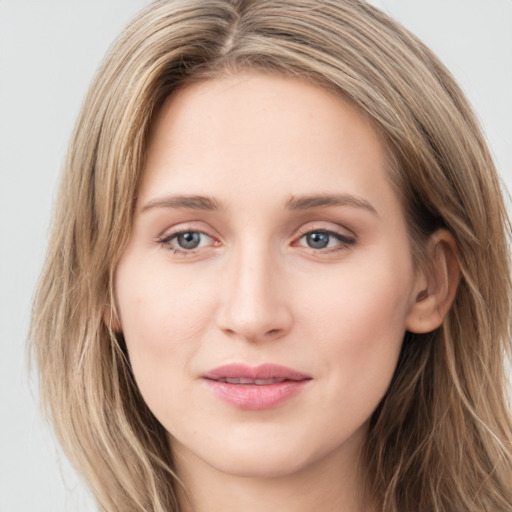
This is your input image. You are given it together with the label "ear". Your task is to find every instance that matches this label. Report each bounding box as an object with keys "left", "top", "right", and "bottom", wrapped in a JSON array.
[
  {"left": 103, "top": 303, "right": 122, "bottom": 333},
  {"left": 406, "top": 229, "right": 460, "bottom": 334}
]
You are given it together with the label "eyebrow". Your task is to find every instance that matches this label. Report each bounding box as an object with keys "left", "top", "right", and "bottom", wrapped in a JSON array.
[
  {"left": 141, "top": 195, "right": 223, "bottom": 213},
  {"left": 286, "top": 194, "right": 378, "bottom": 215},
  {"left": 140, "top": 193, "right": 377, "bottom": 216}
]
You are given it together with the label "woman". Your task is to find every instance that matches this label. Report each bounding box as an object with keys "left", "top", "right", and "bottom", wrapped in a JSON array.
[{"left": 30, "top": 0, "right": 512, "bottom": 511}]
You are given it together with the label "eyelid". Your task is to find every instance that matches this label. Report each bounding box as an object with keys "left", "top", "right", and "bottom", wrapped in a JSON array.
[
  {"left": 295, "top": 221, "right": 356, "bottom": 240},
  {"left": 296, "top": 226, "right": 354, "bottom": 238},
  {"left": 292, "top": 224, "right": 357, "bottom": 252},
  {"left": 156, "top": 224, "right": 221, "bottom": 254}
]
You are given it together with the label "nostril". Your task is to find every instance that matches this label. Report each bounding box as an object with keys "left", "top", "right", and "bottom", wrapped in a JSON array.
[{"left": 215, "top": 279, "right": 293, "bottom": 341}]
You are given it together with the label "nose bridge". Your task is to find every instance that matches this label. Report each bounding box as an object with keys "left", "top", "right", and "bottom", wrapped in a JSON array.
[{"left": 217, "top": 237, "right": 292, "bottom": 341}]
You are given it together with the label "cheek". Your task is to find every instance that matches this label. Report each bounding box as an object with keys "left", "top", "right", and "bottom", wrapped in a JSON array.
[
  {"left": 114, "top": 257, "right": 216, "bottom": 406},
  {"left": 303, "top": 254, "right": 412, "bottom": 336},
  {"left": 299, "top": 253, "right": 413, "bottom": 403}
]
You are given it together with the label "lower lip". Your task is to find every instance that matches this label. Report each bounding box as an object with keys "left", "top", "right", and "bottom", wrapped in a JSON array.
[{"left": 202, "top": 379, "right": 310, "bottom": 410}]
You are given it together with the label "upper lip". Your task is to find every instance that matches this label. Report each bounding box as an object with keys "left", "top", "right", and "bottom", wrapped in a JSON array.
[{"left": 202, "top": 363, "right": 312, "bottom": 382}]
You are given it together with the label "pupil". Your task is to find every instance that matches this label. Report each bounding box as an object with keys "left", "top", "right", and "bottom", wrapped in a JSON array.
[
  {"left": 307, "top": 232, "right": 329, "bottom": 249},
  {"left": 177, "top": 232, "right": 200, "bottom": 249}
]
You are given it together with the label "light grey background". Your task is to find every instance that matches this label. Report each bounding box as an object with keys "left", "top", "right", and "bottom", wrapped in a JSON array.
[{"left": 1, "top": 1, "right": 511, "bottom": 511}]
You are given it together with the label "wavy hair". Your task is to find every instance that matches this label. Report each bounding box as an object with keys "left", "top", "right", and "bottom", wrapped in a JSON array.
[{"left": 30, "top": 1, "right": 512, "bottom": 510}]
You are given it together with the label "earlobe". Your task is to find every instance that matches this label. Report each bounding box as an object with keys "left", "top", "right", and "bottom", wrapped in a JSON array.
[{"left": 406, "top": 230, "right": 460, "bottom": 334}]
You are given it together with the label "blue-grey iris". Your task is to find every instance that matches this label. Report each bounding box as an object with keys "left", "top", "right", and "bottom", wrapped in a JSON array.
[
  {"left": 177, "top": 232, "right": 201, "bottom": 249},
  {"left": 307, "top": 232, "right": 329, "bottom": 249}
]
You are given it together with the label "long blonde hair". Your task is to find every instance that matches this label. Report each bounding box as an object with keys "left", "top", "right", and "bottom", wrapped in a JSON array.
[{"left": 31, "top": 1, "right": 512, "bottom": 510}]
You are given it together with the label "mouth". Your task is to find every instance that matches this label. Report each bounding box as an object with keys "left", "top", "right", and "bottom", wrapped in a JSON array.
[
  {"left": 211, "top": 377, "right": 289, "bottom": 385},
  {"left": 202, "top": 363, "right": 311, "bottom": 381},
  {"left": 201, "top": 364, "right": 312, "bottom": 410}
]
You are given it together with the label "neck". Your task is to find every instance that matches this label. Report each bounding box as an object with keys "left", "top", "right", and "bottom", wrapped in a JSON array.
[{"left": 171, "top": 430, "right": 372, "bottom": 512}]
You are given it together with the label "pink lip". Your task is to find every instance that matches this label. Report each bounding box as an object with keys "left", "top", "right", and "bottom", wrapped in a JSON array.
[{"left": 201, "top": 364, "right": 312, "bottom": 410}]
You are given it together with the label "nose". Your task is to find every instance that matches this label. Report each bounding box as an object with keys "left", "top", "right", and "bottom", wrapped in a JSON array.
[{"left": 215, "top": 244, "right": 293, "bottom": 343}]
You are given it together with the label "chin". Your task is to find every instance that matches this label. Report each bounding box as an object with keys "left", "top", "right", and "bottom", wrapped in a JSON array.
[{"left": 208, "top": 445, "right": 316, "bottom": 479}]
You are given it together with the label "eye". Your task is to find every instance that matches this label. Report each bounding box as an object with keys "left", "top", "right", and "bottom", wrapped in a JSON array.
[
  {"left": 158, "top": 229, "right": 217, "bottom": 254},
  {"left": 304, "top": 232, "right": 331, "bottom": 249},
  {"left": 175, "top": 231, "right": 203, "bottom": 250},
  {"left": 295, "top": 229, "right": 355, "bottom": 252}
]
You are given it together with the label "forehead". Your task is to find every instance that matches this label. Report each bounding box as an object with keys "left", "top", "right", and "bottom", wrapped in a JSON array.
[{"left": 139, "top": 72, "right": 398, "bottom": 220}]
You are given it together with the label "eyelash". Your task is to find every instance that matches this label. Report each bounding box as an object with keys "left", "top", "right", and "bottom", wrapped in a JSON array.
[
  {"left": 294, "top": 228, "right": 356, "bottom": 253},
  {"left": 157, "top": 227, "right": 356, "bottom": 256},
  {"left": 157, "top": 229, "right": 218, "bottom": 256}
]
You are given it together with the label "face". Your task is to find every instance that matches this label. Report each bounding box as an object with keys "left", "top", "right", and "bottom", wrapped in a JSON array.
[{"left": 114, "top": 72, "right": 423, "bottom": 480}]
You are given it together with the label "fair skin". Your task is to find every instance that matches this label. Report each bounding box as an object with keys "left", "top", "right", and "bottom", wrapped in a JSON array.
[{"left": 112, "top": 72, "right": 457, "bottom": 512}]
